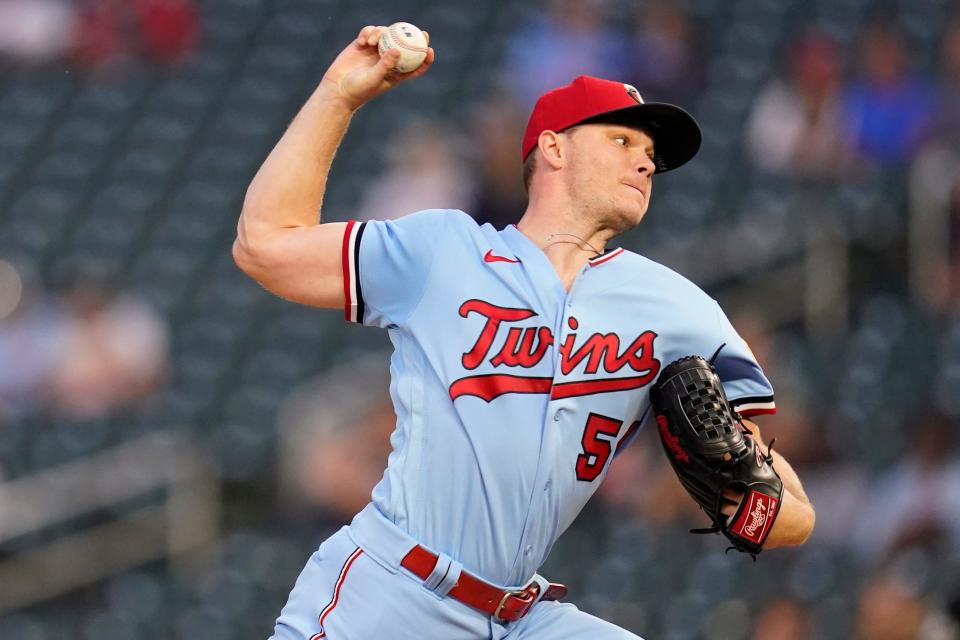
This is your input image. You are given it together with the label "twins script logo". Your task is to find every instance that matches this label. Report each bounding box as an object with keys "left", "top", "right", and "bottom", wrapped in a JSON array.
[{"left": 449, "top": 300, "right": 661, "bottom": 401}]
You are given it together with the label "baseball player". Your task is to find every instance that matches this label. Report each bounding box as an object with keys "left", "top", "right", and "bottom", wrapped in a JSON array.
[{"left": 234, "top": 26, "right": 816, "bottom": 639}]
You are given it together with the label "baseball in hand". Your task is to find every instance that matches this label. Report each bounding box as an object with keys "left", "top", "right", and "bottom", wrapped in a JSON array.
[{"left": 378, "top": 22, "right": 429, "bottom": 73}]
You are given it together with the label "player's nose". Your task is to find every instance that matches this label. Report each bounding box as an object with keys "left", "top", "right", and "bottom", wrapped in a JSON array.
[{"left": 636, "top": 153, "right": 656, "bottom": 177}]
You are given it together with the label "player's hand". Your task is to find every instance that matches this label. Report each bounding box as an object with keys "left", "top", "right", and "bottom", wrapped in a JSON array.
[
  {"left": 742, "top": 419, "right": 763, "bottom": 446},
  {"left": 720, "top": 488, "right": 743, "bottom": 518},
  {"left": 320, "top": 26, "right": 435, "bottom": 111}
]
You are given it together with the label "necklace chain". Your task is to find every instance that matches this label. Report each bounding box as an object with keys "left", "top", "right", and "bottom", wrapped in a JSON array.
[{"left": 545, "top": 233, "right": 603, "bottom": 256}]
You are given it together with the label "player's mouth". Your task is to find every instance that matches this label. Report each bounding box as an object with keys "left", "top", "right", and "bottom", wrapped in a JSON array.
[{"left": 622, "top": 182, "right": 646, "bottom": 199}]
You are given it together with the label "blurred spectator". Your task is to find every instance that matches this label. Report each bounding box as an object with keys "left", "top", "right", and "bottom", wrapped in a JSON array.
[
  {"left": 842, "top": 21, "right": 935, "bottom": 166},
  {"left": 72, "top": 0, "right": 198, "bottom": 72},
  {"left": 0, "top": 0, "right": 74, "bottom": 66},
  {"left": 48, "top": 277, "right": 170, "bottom": 420},
  {"left": 931, "top": 19, "right": 960, "bottom": 146},
  {"left": 71, "top": 0, "right": 131, "bottom": 71},
  {"left": 751, "top": 597, "right": 810, "bottom": 640},
  {"left": 356, "top": 120, "right": 473, "bottom": 221},
  {"left": 303, "top": 396, "right": 394, "bottom": 520},
  {"left": 951, "top": 184, "right": 960, "bottom": 306},
  {"left": 803, "top": 460, "right": 870, "bottom": 552},
  {"left": 948, "top": 587, "right": 960, "bottom": 637},
  {"left": 855, "top": 559, "right": 960, "bottom": 640},
  {"left": 625, "top": 2, "right": 703, "bottom": 106},
  {"left": 0, "top": 259, "right": 65, "bottom": 422},
  {"left": 277, "top": 352, "right": 395, "bottom": 525},
  {"left": 856, "top": 570, "right": 927, "bottom": 640},
  {"left": 468, "top": 94, "right": 528, "bottom": 229},
  {"left": 500, "top": 0, "right": 629, "bottom": 109},
  {"left": 744, "top": 29, "right": 852, "bottom": 178},
  {"left": 852, "top": 411, "right": 960, "bottom": 561},
  {"left": 909, "top": 20, "right": 960, "bottom": 310},
  {"left": 134, "top": 0, "right": 200, "bottom": 64}
]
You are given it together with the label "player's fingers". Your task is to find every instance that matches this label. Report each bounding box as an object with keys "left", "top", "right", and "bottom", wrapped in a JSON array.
[
  {"left": 367, "top": 26, "right": 386, "bottom": 47},
  {"left": 402, "top": 47, "right": 435, "bottom": 80},
  {"left": 357, "top": 25, "right": 376, "bottom": 44},
  {"left": 384, "top": 47, "right": 402, "bottom": 64},
  {"left": 422, "top": 30, "right": 430, "bottom": 45},
  {"left": 720, "top": 489, "right": 742, "bottom": 518},
  {"left": 375, "top": 47, "right": 402, "bottom": 75}
]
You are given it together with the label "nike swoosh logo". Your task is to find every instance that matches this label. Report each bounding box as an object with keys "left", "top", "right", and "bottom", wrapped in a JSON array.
[{"left": 484, "top": 250, "right": 520, "bottom": 264}]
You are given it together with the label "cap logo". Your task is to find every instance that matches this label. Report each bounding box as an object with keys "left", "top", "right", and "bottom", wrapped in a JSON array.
[{"left": 624, "top": 84, "right": 643, "bottom": 104}]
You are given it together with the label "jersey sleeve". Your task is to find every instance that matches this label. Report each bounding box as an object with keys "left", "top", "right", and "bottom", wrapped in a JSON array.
[
  {"left": 710, "top": 303, "right": 776, "bottom": 418},
  {"left": 342, "top": 209, "right": 459, "bottom": 328}
]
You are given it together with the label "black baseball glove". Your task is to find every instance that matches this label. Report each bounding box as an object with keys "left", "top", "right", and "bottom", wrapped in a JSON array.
[{"left": 649, "top": 355, "right": 783, "bottom": 557}]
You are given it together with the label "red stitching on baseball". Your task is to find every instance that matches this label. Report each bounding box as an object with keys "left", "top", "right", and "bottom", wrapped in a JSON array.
[{"left": 387, "top": 24, "right": 428, "bottom": 53}]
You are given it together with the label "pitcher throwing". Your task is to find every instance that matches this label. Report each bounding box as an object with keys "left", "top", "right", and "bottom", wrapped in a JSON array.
[{"left": 234, "top": 24, "right": 816, "bottom": 640}]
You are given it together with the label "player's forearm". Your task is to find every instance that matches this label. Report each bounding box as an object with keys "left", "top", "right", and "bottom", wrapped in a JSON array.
[
  {"left": 743, "top": 419, "right": 815, "bottom": 547},
  {"left": 768, "top": 448, "right": 810, "bottom": 506},
  {"left": 239, "top": 82, "right": 354, "bottom": 246},
  {"left": 765, "top": 488, "right": 814, "bottom": 548},
  {"left": 743, "top": 420, "right": 811, "bottom": 506},
  {"left": 765, "top": 446, "right": 815, "bottom": 547}
]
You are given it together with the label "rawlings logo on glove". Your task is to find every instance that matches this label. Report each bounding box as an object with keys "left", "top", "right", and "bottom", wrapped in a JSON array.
[
  {"left": 656, "top": 415, "right": 689, "bottom": 463},
  {"left": 649, "top": 356, "right": 783, "bottom": 557},
  {"left": 731, "top": 491, "right": 778, "bottom": 544}
]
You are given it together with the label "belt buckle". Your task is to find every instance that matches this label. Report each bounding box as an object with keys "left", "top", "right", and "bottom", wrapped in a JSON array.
[{"left": 492, "top": 585, "right": 538, "bottom": 622}]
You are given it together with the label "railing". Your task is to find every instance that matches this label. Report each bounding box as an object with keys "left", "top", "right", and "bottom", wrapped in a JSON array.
[{"left": 0, "top": 431, "right": 219, "bottom": 614}]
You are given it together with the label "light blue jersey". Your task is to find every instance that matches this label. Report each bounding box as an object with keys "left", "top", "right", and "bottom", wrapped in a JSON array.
[
  {"left": 270, "top": 209, "right": 775, "bottom": 639},
  {"left": 340, "top": 209, "right": 775, "bottom": 587}
]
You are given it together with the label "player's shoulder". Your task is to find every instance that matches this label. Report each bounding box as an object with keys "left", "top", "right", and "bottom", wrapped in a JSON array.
[
  {"left": 358, "top": 208, "right": 503, "bottom": 267},
  {"left": 617, "top": 250, "right": 715, "bottom": 301},
  {"left": 609, "top": 251, "right": 725, "bottom": 333},
  {"left": 366, "top": 208, "right": 482, "bottom": 240},
  {"left": 382, "top": 208, "right": 475, "bottom": 227}
]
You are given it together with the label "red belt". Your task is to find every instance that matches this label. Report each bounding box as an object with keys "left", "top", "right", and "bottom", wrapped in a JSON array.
[{"left": 400, "top": 545, "right": 568, "bottom": 622}]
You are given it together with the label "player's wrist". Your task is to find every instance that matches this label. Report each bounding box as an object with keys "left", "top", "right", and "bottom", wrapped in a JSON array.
[
  {"left": 765, "top": 489, "right": 815, "bottom": 547},
  {"left": 316, "top": 77, "right": 365, "bottom": 113}
]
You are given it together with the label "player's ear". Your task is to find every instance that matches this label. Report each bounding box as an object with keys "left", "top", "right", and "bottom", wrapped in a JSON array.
[{"left": 537, "top": 130, "right": 565, "bottom": 170}]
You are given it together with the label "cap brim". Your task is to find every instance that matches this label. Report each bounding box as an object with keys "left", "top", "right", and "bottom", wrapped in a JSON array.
[{"left": 576, "top": 103, "right": 702, "bottom": 173}]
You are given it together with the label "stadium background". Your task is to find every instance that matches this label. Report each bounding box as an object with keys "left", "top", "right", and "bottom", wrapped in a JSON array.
[{"left": 1, "top": 0, "right": 960, "bottom": 638}]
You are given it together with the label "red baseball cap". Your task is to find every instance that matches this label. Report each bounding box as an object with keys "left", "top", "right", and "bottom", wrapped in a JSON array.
[{"left": 521, "top": 75, "right": 702, "bottom": 173}]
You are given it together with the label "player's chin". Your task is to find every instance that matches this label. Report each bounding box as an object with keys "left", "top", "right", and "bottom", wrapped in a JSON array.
[{"left": 619, "top": 201, "right": 649, "bottom": 229}]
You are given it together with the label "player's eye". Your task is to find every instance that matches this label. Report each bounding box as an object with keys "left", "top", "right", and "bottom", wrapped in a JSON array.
[{"left": 614, "top": 135, "right": 628, "bottom": 146}]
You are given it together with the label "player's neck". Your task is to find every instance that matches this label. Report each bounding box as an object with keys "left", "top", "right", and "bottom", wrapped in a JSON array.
[{"left": 516, "top": 207, "right": 612, "bottom": 291}]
